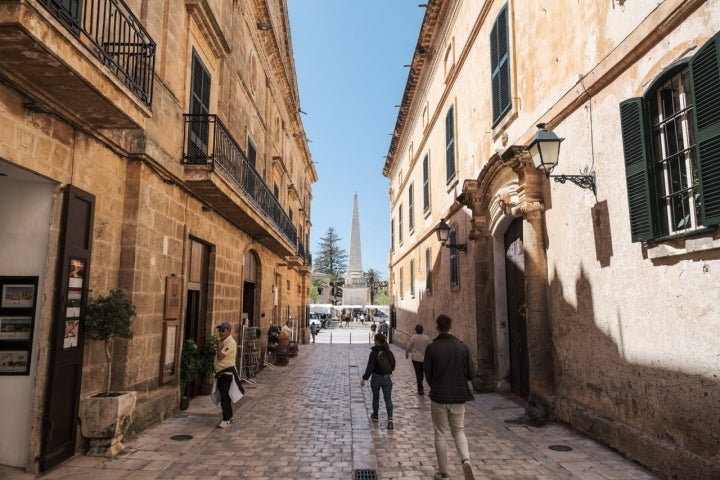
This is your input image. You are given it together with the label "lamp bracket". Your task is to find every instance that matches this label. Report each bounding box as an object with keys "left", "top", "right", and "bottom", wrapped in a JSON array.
[
  {"left": 548, "top": 171, "right": 596, "bottom": 195},
  {"left": 443, "top": 243, "right": 467, "bottom": 253}
]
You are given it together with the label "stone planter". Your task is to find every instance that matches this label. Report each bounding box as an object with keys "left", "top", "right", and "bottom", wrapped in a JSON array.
[{"left": 78, "top": 391, "right": 137, "bottom": 457}]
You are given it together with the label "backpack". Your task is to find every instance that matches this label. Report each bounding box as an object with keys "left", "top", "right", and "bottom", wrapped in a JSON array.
[{"left": 376, "top": 349, "right": 395, "bottom": 374}]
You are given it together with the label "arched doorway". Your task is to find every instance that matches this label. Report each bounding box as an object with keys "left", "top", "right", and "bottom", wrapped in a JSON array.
[{"left": 504, "top": 218, "right": 529, "bottom": 397}]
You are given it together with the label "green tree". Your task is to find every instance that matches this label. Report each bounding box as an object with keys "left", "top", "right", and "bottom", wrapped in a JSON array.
[{"left": 313, "top": 227, "right": 348, "bottom": 304}]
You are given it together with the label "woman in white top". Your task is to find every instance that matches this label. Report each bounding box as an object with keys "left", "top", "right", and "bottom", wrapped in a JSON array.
[{"left": 405, "top": 324, "right": 432, "bottom": 395}]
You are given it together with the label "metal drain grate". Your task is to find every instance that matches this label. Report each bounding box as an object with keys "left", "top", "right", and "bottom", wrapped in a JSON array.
[
  {"left": 548, "top": 444, "right": 573, "bottom": 452},
  {"left": 354, "top": 469, "right": 378, "bottom": 480},
  {"left": 170, "top": 434, "right": 193, "bottom": 441}
]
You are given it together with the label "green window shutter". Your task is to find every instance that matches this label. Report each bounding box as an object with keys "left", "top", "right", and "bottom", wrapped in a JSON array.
[
  {"left": 690, "top": 34, "right": 720, "bottom": 226},
  {"left": 490, "top": 4, "right": 511, "bottom": 126},
  {"left": 619, "top": 98, "right": 656, "bottom": 242}
]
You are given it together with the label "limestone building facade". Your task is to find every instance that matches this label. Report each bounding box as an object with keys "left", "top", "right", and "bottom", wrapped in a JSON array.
[
  {"left": 384, "top": 1, "right": 719, "bottom": 478},
  {"left": 0, "top": 0, "right": 315, "bottom": 473}
]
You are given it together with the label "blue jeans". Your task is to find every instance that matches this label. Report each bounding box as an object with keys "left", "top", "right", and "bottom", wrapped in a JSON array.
[{"left": 370, "top": 373, "right": 393, "bottom": 419}]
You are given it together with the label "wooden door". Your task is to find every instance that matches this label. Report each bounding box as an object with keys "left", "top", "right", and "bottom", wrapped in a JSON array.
[
  {"left": 184, "top": 239, "right": 209, "bottom": 396},
  {"left": 504, "top": 218, "right": 529, "bottom": 398},
  {"left": 40, "top": 186, "right": 94, "bottom": 471}
]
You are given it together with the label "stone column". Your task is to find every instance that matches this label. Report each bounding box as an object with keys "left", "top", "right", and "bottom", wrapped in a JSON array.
[{"left": 515, "top": 161, "right": 555, "bottom": 423}]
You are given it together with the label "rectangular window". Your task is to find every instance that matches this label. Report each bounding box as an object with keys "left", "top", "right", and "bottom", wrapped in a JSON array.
[
  {"left": 449, "top": 229, "right": 459, "bottom": 286},
  {"left": 425, "top": 247, "right": 432, "bottom": 292},
  {"left": 410, "top": 259, "right": 415, "bottom": 298},
  {"left": 408, "top": 183, "right": 415, "bottom": 232},
  {"left": 619, "top": 33, "right": 720, "bottom": 242},
  {"left": 398, "top": 204, "right": 404, "bottom": 244},
  {"left": 391, "top": 218, "right": 395, "bottom": 252},
  {"left": 423, "top": 154, "right": 430, "bottom": 212},
  {"left": 187, "top": 49, "right": 211, "bottom": 161},
  {"left": 445, "top": 106, "right": 456, "bottom": 183},
  {"left": 248, "top": 138, "right": 257, "bottom": 168},
  {"left": 490, "top": 4, "right": 511, "bottom": 126},
  {"left": 399, "top": 266, "right": 404, "bottom": 300}
]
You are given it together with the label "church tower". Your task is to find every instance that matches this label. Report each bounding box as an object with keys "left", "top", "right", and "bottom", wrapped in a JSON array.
[{"left": 343, "top": 192, "right": 369, "bottom": 305}]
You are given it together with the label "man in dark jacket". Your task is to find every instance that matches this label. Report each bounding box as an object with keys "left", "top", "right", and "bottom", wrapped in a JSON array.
[{"left": 424, "top": 314, "right": 476, "bottom": 480}]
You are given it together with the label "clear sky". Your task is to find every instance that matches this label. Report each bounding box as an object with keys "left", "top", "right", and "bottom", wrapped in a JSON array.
[{"left": 286, "top": 1, "right": 425, "bottom": 281}]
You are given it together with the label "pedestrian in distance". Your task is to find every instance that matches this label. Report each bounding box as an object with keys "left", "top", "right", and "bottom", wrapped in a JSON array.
[
  {"left": 378, "top": 319, "right": 389, "bottom": 336},
  {"left": 360, "top": 333, "right": 396, "bottom": 430},
  {"left": 424, "top": 314, "right": 476, "bottom": 480},
  {"left": 310, "top": 322, "right": 317, "bottom": 343},
  {"left": 405, "top": 324, "right": 431, "bottom": 395},
  {"left": 211, "top": 322, "right": 244, "bottom": 429}
]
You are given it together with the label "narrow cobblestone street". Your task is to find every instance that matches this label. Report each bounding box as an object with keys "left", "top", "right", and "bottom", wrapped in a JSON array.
[{"left": 3, "top": 326, "right": 658, "bottom": 480}]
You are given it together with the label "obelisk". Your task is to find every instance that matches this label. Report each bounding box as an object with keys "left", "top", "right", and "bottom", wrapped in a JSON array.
[{"left": 342, "top": 192, "right": 368, "bottom": 305}]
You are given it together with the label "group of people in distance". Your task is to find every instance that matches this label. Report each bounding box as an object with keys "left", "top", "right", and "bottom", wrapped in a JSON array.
[{"left": 361, "top": 314, "right": 476, "bottom": 480}]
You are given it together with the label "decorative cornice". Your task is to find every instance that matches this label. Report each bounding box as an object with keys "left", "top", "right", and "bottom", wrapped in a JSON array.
[{"left": 185, "top": 0, "right": 231, "bottom": 58}]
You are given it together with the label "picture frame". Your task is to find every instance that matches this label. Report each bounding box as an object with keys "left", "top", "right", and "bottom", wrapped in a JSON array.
[
  {"left": 0, "top": 316, "right": 32, "bottom": 340},
  {"left": 159, "top": 321, "right": 179, "bottom": 383},
  {"left": 1, "top": 284, "right": 35, "bottom": 309},
  {"left": 0, "top": 350, "right": 29, "bottom": 374},
  {"left": 163, "top": 276, "right": 182, "bottom": 320}
]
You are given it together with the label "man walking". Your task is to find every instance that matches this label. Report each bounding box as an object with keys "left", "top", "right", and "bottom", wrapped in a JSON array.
[{"left": 424, "top": 314, "right": 476, "bottom": 480}]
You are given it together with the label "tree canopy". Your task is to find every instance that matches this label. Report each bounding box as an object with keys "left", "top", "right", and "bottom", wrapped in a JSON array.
[{"left": 313, "top": 227, "right": 348, "bottom": 284}]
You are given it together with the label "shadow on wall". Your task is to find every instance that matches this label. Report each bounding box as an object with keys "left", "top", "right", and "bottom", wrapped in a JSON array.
[{"left": 550, "top": 265, "right": 720, "bottom": 479}]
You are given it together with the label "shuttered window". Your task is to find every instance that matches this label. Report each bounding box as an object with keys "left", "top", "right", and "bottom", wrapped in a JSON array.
[
  {"left": 449, "top": 229, "right": 459, "bottom": 286},
  {"left": 619, "top": 32, "right": 720, "bottom": 242},
  {"left": 445, "top": 106, "right": 456, "bottom": 183},
  {"left": 422, "top": 154, "right": 430, "bottom": 212},
  {"left": 490, "top": 4, "right": 511, "bottom": 126}
]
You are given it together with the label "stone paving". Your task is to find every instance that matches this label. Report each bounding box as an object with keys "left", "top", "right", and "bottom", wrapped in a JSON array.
[{"left": 1, "top": 325, "right": 658, "bottom": 479}]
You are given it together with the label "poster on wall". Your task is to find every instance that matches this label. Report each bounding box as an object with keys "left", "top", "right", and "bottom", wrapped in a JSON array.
[
  {"left": 164, "top": 276, "right": 182, "bottom": 320},
  {"left": 0, "top": 276, "right": 38, "bottom": 375},
  {"left": 63, "top": 320, "right": 80, "bottom": 348},
  {"left": 63, "top": 258, "right": 86, "bottom": 350},
  {"left": 159, "top": 321, "right": 178, "bottom": 383}
]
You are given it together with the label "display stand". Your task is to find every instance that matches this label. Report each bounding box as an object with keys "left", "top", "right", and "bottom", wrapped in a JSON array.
[{"left": 239, "top": 325, "right": 261, "bottom": 383}]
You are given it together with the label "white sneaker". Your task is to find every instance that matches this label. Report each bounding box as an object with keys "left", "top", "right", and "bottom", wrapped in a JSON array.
[
  {"left": 218, "top": 420, "right": 232, "bottom": 429},
  {"left": 462, "top": 459, "right": 475, "bottom": 480}
]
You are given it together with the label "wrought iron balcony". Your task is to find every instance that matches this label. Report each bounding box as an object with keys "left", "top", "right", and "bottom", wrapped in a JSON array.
[
  {"left": 182, "top": 114, "right": 303, "bottom": 258},
  {"left": 0, "top": 0, "right": 155, "bottom": 128},
  {"left": 38, "top": 0, "right": 155, "bottom": 106}
]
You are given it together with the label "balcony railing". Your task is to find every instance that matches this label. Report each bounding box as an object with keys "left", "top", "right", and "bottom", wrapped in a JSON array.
[
  {"left": 38, "top": 0, "right": 155, "bottom": 107},
  {"left": 183, "top": 114, "right": 298, "bottom": 248}
]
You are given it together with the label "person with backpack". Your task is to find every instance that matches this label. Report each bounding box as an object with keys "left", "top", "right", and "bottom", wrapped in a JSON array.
[{"left": 360, "top": 333, "right": 396, "bottom": 429}]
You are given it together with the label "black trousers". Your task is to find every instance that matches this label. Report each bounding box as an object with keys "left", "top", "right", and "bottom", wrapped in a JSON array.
[
  {"left": 412, "top": 360, "right": 424, "bottom": 391},
  {"left": 217, "top": 373, "right": 233, "bottom": 420}
]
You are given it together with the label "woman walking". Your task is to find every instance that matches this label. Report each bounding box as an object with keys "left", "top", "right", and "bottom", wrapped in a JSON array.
[{"left": 360, "top": 333, "right": 396, "bottom": 429}]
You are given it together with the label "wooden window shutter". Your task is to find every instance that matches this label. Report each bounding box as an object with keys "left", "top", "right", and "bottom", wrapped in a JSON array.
[
  {"left": 490, "top": 5, "right": 511, "bottom": 126},
  {"left": 445, "top": 106, "right": 456, "bottom": 182},
  {"left": 690, "top": 33, "right": 720, "bottom": 226},
  {"left": 619, "top": 98, "right": 656, "bottom": 242}
]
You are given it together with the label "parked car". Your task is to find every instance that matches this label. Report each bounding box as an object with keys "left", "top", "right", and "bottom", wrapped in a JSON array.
[{"left": 309, "top": 313, "right": 322, "bottom": 330}]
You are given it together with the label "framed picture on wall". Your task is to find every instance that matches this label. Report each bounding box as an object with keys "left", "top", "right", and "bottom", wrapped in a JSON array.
[
  {"left": 0, "top": 316, "right": 32, "bottom": 340},
  {"left": 164, "top": 276, "right": 182, "bottom": 320},
  {"left": 0, "top": 350, "right": 29, "bottom": 374},
  {"left": 159, "top": 321, "right": 179, "bottom": 383},
  {"left": 1, "top": 284, "right": 35, "bottom": 309}
]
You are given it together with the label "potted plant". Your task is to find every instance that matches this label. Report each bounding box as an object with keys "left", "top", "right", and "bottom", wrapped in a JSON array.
[
  {"left": 78, "top": 288, "right": 136, "bottom": 457},
  {"left": 197, "top": 335, "right": 218, "bottom": 395},
  {"left": 180, "top": 338, "right": 199, "bottom": 409}
]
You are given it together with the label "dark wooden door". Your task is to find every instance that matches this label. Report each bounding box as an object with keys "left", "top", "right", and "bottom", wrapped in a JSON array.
[
  {"left": 243, "top": 282, "right": 256, "bottom": 327},
  {"left": 184, "top": 239, "right": 209, "bottom": 396},
  {"left": 504, "top": 218, "right": 529, "bottom": 398},
  {"left": 40, "top": 185, "right": 94, "bottom": 471}
]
